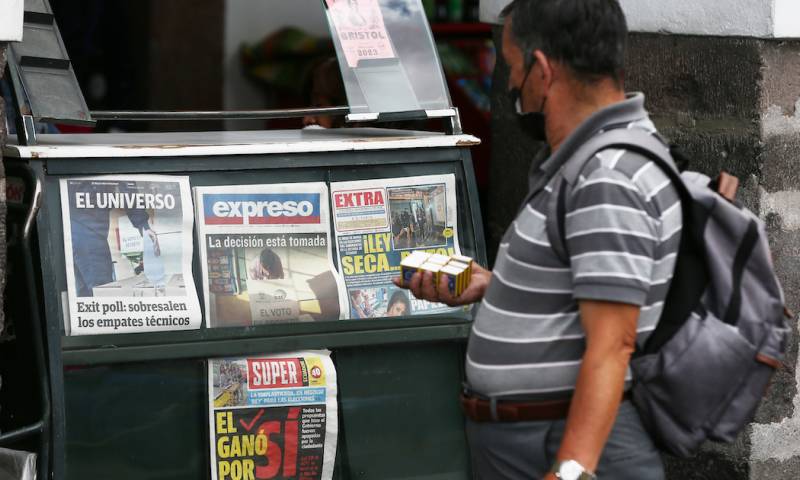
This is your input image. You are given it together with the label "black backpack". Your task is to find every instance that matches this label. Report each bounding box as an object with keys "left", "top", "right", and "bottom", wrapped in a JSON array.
[{"left": 545, "top": 128, "right": 792, "bottom": 457}]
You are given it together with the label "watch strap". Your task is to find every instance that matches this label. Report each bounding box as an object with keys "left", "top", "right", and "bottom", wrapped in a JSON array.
[{"left": 551, "top": 460, "right": 597, "bottom": 480}]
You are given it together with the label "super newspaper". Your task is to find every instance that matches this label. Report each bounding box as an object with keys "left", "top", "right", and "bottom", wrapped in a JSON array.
[
  {"left": 331, "top": 174, "right": 463, "bottom": 318},
  {"left": 208, "top": 351, "right": 338, "bottom": 480},
  {"left": 194, "top": 183, "right": 347, "bottom": 327},
  {"left": 59, "top": 175, "right": 202, "bottom": 335}
]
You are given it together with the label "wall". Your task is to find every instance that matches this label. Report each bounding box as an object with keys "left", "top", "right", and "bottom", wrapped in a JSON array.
[
  {"left": 480, "top": 0, "right": 800, "bottom": 38},
  {"left": 223, "top": 0, "right": 330, "bottom": 129},
  {"left": 0, "top": 0, "right": 23, "bottom": 41}
]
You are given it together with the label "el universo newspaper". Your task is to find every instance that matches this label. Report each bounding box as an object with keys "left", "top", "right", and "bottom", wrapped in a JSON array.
[
  {"left": 208, "top": 351, "right": 338, "bottom": 480},
  {"left": 194, "top": 183, "right": 347, "bottom": 328},
  {"left": 59, "top": 175, "right": 202, "bottom": 335},
  {"left": 330, "top": 174, "right": 462, "bottom": 319}
]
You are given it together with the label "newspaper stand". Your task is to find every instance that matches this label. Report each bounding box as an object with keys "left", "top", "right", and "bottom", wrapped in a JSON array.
[{"left": 2, "top": 1, "right": 486, "bottom": 478}]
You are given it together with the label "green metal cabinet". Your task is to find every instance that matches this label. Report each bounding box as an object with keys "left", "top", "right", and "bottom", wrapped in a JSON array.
[{"left": 4, "top": 128, "right": 485, "bottom": 479}]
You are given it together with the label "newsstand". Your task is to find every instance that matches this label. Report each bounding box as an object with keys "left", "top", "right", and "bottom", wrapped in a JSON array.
[{"left": 0, "top": 1, "right": 485, "bottom": 479}]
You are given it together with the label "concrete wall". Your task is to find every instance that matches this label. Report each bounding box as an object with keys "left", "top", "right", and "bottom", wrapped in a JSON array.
[
  {"left": 481, "top": 0, "right": 800, "bottom": 38},
  {"left": 484, "top": 20, "right": 800, "bottom": 480}
]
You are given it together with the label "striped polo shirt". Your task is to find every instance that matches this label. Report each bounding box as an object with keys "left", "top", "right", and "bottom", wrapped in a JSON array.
[{"left": 466, "top": 93, "right": 682, "bottom": 400}]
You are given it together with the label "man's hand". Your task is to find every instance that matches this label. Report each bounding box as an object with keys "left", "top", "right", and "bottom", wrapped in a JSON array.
[
  {"left": 391, "top": 262, "right": 492, "bottom": 306},
  {"left": 145, "top": 229, "right": 161, "bottom": 257}
]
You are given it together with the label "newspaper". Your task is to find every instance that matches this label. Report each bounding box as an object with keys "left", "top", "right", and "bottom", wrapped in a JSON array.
[
  {"left": 208, "top": 351, "right": 338, "bottom": 480},
  {"left": 195, "top": 183, "right": 347, "bottom": 328},
  {"left": 324, "top": 0, "right": 396, "bottom": 68},
  {"left": 59, "top": 175, "right": 201, "bottom": 335},
  {"left": 331, "top": 174, "right": 462, "bottom": 318}
]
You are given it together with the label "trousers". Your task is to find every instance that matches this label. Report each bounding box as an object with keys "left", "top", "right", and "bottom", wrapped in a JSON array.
[{"left": 465, "top": 400, "right": 664, "bottom": 479}]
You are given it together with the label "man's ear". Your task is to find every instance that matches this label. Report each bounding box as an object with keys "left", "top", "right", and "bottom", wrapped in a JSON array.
[{"left": 532, "top": 49, "right": 553, "bottom": 90}]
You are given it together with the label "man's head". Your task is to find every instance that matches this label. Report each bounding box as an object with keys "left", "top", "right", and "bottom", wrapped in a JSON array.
[{"left": 501, "top": 0, "right": 628, "bottom": 145}]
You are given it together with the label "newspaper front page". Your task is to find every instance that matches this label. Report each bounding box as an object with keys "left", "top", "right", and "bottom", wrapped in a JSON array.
[
  {"left": 208, "top": 351, "right": 338, "bottom": 480},
  {"left": 195, "top": 183, "right": 347, "bottom": 328},
  {"left": 324, "top": 0, "right": 396, "bottom": 68},
  {"left": 331, "top": 174, "right": 462, "bottom": 318},
  {"left": 59, "top": 175, "right": 201, "bottom": 335}
]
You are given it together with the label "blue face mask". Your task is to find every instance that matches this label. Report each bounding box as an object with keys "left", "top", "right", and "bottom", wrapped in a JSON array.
[{"left": 509, "top": 56, "right": 547, "bottom": 142}]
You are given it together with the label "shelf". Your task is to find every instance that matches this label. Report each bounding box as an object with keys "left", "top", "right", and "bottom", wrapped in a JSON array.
[
  {"left": 61, "top": 314, "right": 473, "bottom": 366},
  {"left": 431, "top": 23, "right": 492, "bottom": 36}
]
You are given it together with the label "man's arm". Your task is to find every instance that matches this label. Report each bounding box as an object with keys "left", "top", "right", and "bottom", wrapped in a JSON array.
[{"left": 544, "top": 300, "right": 639, "bottom": 478}]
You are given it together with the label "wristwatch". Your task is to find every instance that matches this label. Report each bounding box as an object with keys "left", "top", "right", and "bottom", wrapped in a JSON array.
[{"left": 551, "top": 460, "right": 597, "bottom": 480}]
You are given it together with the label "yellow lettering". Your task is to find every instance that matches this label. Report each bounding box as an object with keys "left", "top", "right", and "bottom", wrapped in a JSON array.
[
  {"left": 219, "top": 460, "right": 231, "bottom": 479},
  {"left": 216, "top": 411, "right": 237, "bottom": 434},
  {"left": 255, "top": 433, "right": 268, "bottom": 455},
  {"left": 342, "top": 256, "right": 354, "bottom": 275},
  {"left": 230, "top": 435, "right": 242, "bottom": 457},
  {"left": 243, "top": 459, "right": 255, "bottom": 480},
  {"left": 217, "top": 436, "right": 230, "bottom": 458},
  {"left": 241, "top": 434, "right": 255, "bottom": 457}
]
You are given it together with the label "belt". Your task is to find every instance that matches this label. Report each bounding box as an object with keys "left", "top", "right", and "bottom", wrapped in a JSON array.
[{"left": 460, "top": 391, "right": 632, "bottom": 422}]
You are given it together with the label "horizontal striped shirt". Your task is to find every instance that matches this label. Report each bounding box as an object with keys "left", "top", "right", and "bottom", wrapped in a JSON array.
[{"left": 466, "top": 94, "right": 683, "bottom": 400}]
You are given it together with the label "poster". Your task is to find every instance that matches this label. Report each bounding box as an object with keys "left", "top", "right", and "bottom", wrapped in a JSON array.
[
  {"left": 59, "top": 175, "right": 201, "bottom": 335},
  {"left": 324, "top": 0, "right": 396, "bottom": 68},
  {"left": 208, "top": 351, "right": 338, "bottom": 480},
  {"left": 331, "top": 174, "right": 462, "bottom": 318},
  {"left": 195, "top": 183, "right": 347, "bottom": 328}
]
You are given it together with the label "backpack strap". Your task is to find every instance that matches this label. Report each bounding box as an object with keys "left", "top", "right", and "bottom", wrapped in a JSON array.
[{"left": 546, "top": 128, "right": 690, "bottom": 264}]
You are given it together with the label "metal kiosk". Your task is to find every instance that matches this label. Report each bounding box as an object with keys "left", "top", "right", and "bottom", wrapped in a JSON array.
[{"left": 1, "top": 1, "right": 485, "bottom": 478}]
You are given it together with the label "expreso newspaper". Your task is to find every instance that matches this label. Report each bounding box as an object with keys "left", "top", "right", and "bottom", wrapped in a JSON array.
[{"left": 195, "top": 183, "right": 347, "bottom": 327}]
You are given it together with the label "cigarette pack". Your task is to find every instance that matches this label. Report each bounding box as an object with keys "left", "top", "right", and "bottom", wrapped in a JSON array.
[
  {"left": 400, "top": 251, "right": 431, "bottom": 286},
  {"left": 451, "top": 254, "right": 473, "bottom": 266},
  {"left": 427, "top": 253, "right": 451, "bottom": 265},
  {"left": 448, "top": 260, "right": 471, "bottom": 280},
  {"left": 419, "top": 262, "right": 444, "bottom": 286},
  {"left": 440, "top": 264, "right": 465, "bottom": 296}
]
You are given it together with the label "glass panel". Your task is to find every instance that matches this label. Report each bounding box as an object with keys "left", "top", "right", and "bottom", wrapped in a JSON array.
[{"left": 322, "top": 0, "right": 452, "bottom": 115}]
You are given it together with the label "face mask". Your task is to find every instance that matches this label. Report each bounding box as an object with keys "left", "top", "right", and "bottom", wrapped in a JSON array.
[{"left": 509, "top": 60, "right": 547, "bottom": 142}]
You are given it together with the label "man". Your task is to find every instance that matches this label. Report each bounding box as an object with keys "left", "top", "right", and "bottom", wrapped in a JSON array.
[{"left": 395, "top": 0, "right": 681, "bottom": 478}]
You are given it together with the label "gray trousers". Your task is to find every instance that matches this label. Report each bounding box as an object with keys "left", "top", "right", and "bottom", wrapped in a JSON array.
[{"left": 465, "top": 400, "right": 665, "bottom": 479}]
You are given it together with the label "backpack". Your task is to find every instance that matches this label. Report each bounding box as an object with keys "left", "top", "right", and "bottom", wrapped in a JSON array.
[{"left": 544, "top": 128, "right": 792, "bottom": 457}]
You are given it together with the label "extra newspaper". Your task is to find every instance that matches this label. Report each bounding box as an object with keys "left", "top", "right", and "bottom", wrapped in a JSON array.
[
  {"left": 208, "top": 351, "right": 338, "bottom": 480},
  {"left": 195, "top": 183, "right": 347, "bottom": 327},
  {"left": 331, "top": 174, "right": 462, "bottom": 318},
  {"left": 59, "top": 175, "right": 201, "bottom": 335}
]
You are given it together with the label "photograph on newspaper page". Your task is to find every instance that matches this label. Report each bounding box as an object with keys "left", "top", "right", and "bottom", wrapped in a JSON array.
[
  {"left": 331, "top": 174, "right": 462, "bottom": 318},
  {"left": 208, "top": 351, "right": 338, "bottom": 480},
  {"left": 59, "top": 175, "right": 201, "bottom": 335},
  {"left": 195, "top": 183, "right": 347, "bottom": 328},
  {"left": 323, "top": 0, "right": 396, "bottom": 68}
]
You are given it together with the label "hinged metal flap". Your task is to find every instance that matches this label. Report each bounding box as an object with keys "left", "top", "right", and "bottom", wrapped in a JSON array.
[{"left": 6, "top": 0, "right": 94, "bottom": 126}]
